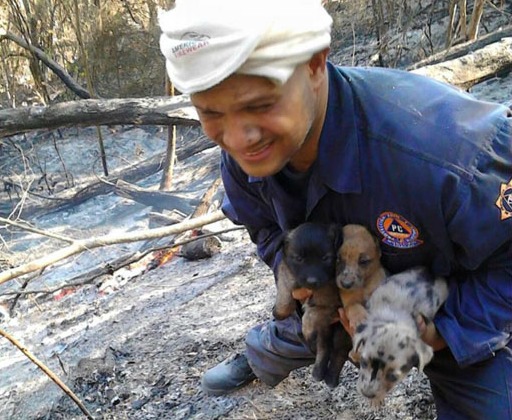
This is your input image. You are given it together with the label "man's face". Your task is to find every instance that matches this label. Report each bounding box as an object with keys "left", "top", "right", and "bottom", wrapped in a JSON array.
[{"left": 190, "top": 63, "right": 323, "bottom": 177}]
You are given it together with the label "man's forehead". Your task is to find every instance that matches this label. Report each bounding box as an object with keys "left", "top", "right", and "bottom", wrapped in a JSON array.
[{"left": 191, "top": 74, "right": 279, "bottom": 108}]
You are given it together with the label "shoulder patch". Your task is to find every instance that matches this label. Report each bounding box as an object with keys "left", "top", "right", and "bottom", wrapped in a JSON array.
[
  {"left": 376, "top": 212, "right": 423, "bottom": 249},
  {"left": 496, "top": 178, "right": 512, "bottom": 221}
]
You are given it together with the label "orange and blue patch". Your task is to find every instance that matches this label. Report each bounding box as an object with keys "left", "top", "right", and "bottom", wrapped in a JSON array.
[
  {"left": 376, "top": 212, "right": 423, "bottom": 249},
  {"left": 495, "top": 178, "right": 512, "bottom": 221}
]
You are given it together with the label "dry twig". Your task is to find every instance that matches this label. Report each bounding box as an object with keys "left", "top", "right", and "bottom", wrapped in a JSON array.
[
  {"left": 0, "top": 226, "right": 245, "bottom": 297},
  {"left": 0, "top": 328, "right": 94, "bottom": 419},
  {"left": 0, "top": 210, "right": 227, "bottom": 285}
]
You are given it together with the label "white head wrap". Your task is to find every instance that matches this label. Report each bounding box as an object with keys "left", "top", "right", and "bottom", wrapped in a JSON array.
[{"left": 158, "top": 0, "right": 332, "bottom": 94}]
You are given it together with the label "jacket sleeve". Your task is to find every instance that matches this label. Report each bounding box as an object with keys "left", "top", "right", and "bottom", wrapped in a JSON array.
[
  {"left": 220, "top": 152, "right": 284, "bottom": 276},
  {"left": 434, "top": 110, "right": 512, "bottom": 367}
]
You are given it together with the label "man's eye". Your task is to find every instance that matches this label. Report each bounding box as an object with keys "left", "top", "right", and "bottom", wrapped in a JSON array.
[
  {"left": 198, "top": 110, "right": 222, "bottom": 119},
  {"left": 247, "top": 104, "right": 272, "bottom": 112}
]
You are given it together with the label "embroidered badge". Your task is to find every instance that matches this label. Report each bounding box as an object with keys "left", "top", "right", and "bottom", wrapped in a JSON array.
[
  {"left": 495, "top": 178, "right": 512, "bottom": 221},
  {"left": 376, "top": 212, "right": 423, "bottom": 249}
]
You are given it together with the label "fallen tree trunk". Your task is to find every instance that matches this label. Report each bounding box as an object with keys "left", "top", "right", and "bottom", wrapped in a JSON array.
[
  {"left": 411, "top": 37, "right": 512, "bottom": 90},
  {"left": 0, "top": 95, "right": 199, "bottom": 138},
  {"left": 408, "top": 26, "right": 512, "bottom": 70}
]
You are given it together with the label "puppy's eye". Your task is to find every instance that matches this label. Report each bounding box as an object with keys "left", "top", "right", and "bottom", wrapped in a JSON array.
[
  {"left": 360, "top": 359, "right": 368, "bottom": 369},
  {"left": 359, "top": 256, "right": 371, "bottom": 267},
  {"left": 322, "top": 254, "right": 334, "bottom": 263},
  {"left": 292, "top": 255, "right": 304, "bottom": 263},
  {"left": 385, "top": 372, "right": 399, "bottom": 382}
]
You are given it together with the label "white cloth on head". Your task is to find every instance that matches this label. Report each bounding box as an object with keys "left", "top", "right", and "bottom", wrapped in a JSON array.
[{"left": 158, "top": 0, "right": 332, "bottom": 94}]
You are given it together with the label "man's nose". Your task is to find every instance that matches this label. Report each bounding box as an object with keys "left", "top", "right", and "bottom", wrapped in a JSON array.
[{"left": 222, "top": 118, "right": 260, "bottom": 149}]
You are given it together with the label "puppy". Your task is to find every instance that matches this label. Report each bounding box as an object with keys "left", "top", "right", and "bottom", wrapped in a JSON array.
[
  {"left": 273, "top": 222, "right": 341, "bottom": 320},
  {"left": 273, "top": 222, "right": 351, "bottom": 387},
  {"left": 335, "top": 224, "right": 387, "bottom": 330},
  {"left": 350, "top": 266, "right": 448, "bottom": 406}
]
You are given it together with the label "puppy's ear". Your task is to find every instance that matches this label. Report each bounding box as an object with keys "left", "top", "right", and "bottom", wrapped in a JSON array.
[
  {"left": 412, "top": 340, "right": 434, "bottom": 372},
  {"left": 281, "top": 230, "right": 292, "bottom": 256},
  {"left": 328, "top": 224, "right": 344, "bottom": 249},
  {"left": 372, "top": 234, "right": 382, "bottom": 258}
]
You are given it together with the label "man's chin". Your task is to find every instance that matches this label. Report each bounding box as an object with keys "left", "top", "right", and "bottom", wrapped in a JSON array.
[{"left": 238, "top": 161, "right": 286, "bottom": 178}]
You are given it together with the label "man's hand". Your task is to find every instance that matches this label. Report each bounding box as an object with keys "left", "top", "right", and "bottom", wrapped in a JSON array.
[{"left": 416, "top": 315, "right": 447, "bottom": 351}]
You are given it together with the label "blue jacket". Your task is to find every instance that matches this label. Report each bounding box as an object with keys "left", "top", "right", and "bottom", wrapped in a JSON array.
[{"left": 221, "top": 62, "right": 512, "bottom": 368}]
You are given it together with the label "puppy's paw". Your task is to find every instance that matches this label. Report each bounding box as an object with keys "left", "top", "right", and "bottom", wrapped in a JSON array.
[
  {"left": 349, "top": 348, "right": 361, "bottom": 363},
  {"left": 323, "top": 370, "right": 340, "bottom": 388},
  {"left": 312, "top": 364, "right": 327, "bottom": 382},
  {"left": 292, "top": 287, "right": 313, "bottom": 301},
  {"left": 272, "top": 305, "right": 293, "bottom": 320}
]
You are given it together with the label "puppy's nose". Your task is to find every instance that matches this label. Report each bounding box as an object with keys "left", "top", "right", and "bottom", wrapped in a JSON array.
[{"left": 306, "top": 277, "right": 319, "bottom": 286}]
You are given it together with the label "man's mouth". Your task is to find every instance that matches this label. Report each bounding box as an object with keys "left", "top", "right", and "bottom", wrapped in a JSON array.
[{"left": 241, "top": 142, "right": 273, "bottom": 161}]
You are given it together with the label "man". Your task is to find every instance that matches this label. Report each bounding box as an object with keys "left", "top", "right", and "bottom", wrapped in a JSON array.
[{"left": 159, "top": 1, "right": 512, "bottom": 418}]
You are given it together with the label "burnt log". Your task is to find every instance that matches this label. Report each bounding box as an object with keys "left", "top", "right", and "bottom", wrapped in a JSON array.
[
  {"left": 0, "top": 95, "right": 199, "bottom": 138},
  {"left": 411, "top": 37, "right": 512, "bottom": 90},
  {"left": 180, "top": 235, "right": 222, "bottom": 260}
]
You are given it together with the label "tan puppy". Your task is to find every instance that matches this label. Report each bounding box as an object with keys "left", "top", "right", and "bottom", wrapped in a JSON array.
[{"left": 335, "top": 224, "right": 386, "bottom": 330}]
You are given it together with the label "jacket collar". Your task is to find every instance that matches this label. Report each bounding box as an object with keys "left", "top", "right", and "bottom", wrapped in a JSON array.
[{"left": 316, "top": 62, "right": 361, "bottom": 194}]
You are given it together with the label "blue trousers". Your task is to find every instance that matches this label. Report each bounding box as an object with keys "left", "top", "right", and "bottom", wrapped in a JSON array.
[{"left": 245, "top": 314, "right": 512, "bottom": 419}]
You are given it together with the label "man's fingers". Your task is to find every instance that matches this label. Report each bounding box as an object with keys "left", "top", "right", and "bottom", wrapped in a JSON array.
[{"left": 416, "top": 314, "right": 428, "bottom": 334}]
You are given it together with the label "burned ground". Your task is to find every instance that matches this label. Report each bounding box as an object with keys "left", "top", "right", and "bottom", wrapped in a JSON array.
[{"left": 1, "top": 3, "right": 511, "bottom": 419}]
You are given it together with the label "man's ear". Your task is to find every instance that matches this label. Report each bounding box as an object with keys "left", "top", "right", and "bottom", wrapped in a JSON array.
[{"left": 308, "top": 48, "right": 329, "bottom": 84}]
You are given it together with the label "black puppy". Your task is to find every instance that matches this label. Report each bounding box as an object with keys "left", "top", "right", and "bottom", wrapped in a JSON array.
[{"left": 273, "top": 222, "right": 352, "bottom": 387}]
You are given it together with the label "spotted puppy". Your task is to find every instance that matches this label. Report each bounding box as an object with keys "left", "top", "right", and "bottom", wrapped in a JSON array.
[
  {"left": 335, "top": 224, "right": 387, "bottom": 330},
  {"left": 273, "top": 222, "right": 351, "bottom": 387},
  {"left": 351, "top": 266, "right": 448, "bottom": 406}
]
